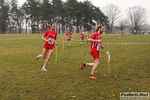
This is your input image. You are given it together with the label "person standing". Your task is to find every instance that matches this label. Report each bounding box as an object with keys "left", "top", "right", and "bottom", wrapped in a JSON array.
[
  {"left": 36, "top": 23, "right": 58, "bottom": 72},
  {"left": 66, "top": 30, "right": 72, "bottom": 46},
  {"left": 81, "top": 26, "right": 105, "bottom": 80}
]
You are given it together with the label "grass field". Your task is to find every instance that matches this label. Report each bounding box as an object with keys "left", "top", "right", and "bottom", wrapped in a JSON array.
[{"left": 0, "top": 33, "right": 150, "bottom": 100}]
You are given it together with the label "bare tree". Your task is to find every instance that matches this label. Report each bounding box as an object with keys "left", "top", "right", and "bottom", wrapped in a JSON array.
[
  {"left": 102, "top": 4, "right": 121, "bottom": 34},
  {"left": 117, "top": 19, "right": 129, "bottom": 35},
  {"left": 126, "top": 6, "right": 147, "bottom": 34}
]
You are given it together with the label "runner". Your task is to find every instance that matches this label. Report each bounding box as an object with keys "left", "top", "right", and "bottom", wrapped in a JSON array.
[
  {"left": 79, "top": 30, "right": 84, "bottom": 45},
  {"left": 81, "top": 26, "right": 105, "bottom": 80},
  {"left": 36, "top": 23, "right": 58, "bottom": 72},
  {"left": 66, "top": 30, "right": 72, "bottom": 46},
  {"left": 85, "top": 30, "right": 89, "bottom": 43}
]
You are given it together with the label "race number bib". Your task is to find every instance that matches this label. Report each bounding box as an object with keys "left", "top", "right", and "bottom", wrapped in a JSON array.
[
  {"left": 48, "top": 38, "right": 54, "bottom": 44},
  {"left": 80, "top": 35, "right": 83, "bottom": 37},
  {"left": 96, "top": 43, "right": 101, "bottom": 51},
  {"left": 67, "top": 36, "right": 71, "bottom": 39}
]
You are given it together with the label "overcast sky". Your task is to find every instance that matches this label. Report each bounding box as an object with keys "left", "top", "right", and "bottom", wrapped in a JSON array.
[{"left": 18, "top": 0, "right": 150, "bottom": 24}]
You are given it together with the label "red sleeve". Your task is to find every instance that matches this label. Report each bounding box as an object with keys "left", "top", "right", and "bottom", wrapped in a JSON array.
[
  {"left": 90, "top": 32, "right": 97, "bottom": 39},
  {"left": 43, "top": 30, "right": 49, "bottom": 37}
]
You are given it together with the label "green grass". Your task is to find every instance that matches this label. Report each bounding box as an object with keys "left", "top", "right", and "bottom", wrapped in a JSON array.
[{"left": 0, "top": 34, "right": 150, "bottom": 100}]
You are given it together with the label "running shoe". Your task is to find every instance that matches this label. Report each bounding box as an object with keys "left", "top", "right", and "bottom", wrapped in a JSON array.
[
  {"left": 36, "top": 54, "right": 42, "bottom": 60},
  {"left": 89, "top": 75, "right": 98, "bottom": 80},
  {"left": 81, "top": 62, "right": 86, "bottom": 70},
  {"left": 68, "top": 44, "right": 71, "bottom": 47},
  {"left": 41, "top": 67, "right": 48, "bottom": 72}
]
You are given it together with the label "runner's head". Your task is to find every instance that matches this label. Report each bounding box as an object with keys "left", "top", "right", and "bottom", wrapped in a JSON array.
[
  {"left": 50, "top": 23, "right": 55, "bottom": 31},
  {"left": 96, "top": 26, "right": 104, "bottom": 34}
]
